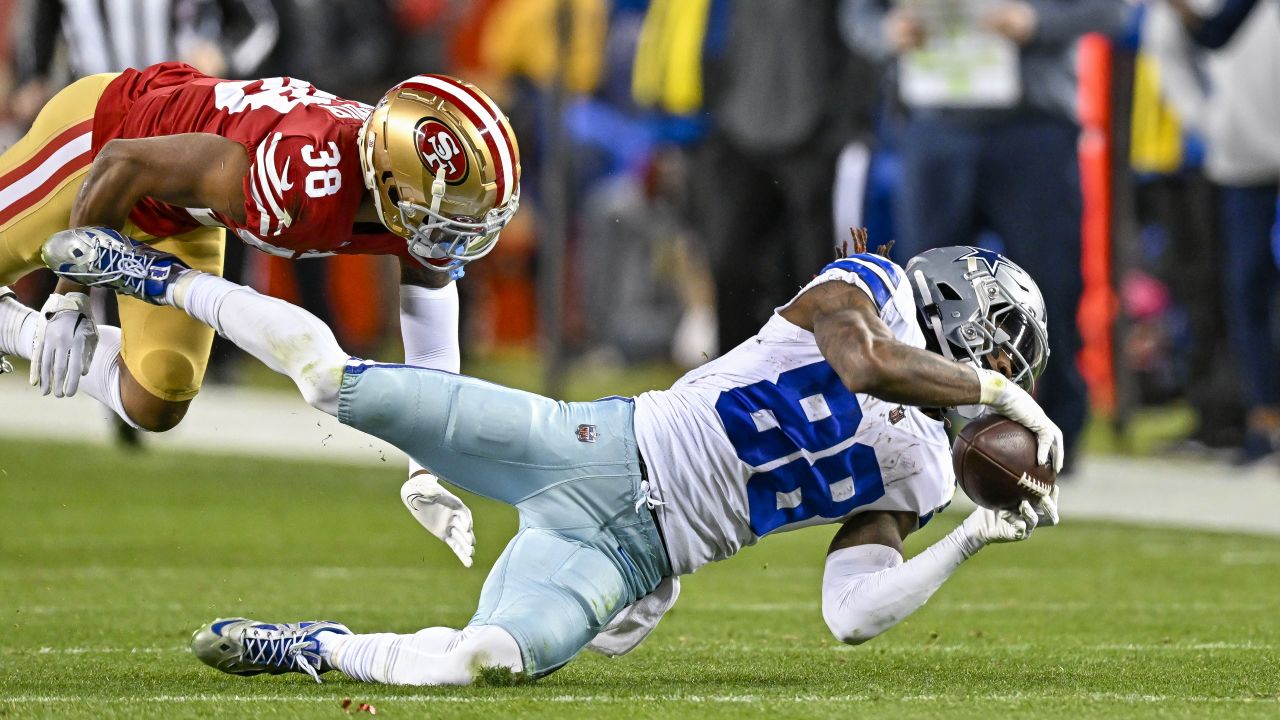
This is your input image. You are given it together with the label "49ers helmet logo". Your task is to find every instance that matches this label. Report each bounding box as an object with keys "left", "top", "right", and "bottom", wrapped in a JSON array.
[{"left": 414, "top": 119, "right": 468, "bottom": 183}]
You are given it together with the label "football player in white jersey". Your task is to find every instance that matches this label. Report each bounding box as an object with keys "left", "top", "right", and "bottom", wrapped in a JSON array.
[{"left": 42, "top": 230, "right": 1062, "bottom": 685}]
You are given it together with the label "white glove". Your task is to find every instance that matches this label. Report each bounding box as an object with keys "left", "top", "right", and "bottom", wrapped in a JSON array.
[
  {"left": 1032, "top": 484, "right": 1060, "bottom": 528},
  {"left": 960, "top": 484, "right": 1061, "bottom": 551},
  {"left": 975, "top": 367, "right": 1064, "bottom": 473},
  {"left": 30, "top": 292, "right": 98, "bottom": 398},
  {"left": 401, "top": 473, "right": 475, "bottom": 568},
  {"left": 961, "top": 503, "right": 1037, "bottom": 548}
]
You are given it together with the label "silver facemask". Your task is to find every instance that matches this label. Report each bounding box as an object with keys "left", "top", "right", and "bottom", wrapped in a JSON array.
[{"left": 396, "top": 176, "right": 519, "bottom": 279}]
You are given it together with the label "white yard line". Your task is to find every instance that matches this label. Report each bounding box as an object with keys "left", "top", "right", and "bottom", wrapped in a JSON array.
[
  {"left": 15, "top": 640, "right": 1273, "bottom": 657},
  {"left": 1, "top": 692, "right": 1276, "bottom": 705},
  {"left": 31, "top": 646, "right": 185, "bottom": 654},
  {"left": 3, "top": 382, "right": 1280, "bottom": 535}
]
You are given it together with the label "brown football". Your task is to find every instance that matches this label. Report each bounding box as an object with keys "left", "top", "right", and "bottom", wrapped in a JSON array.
[{"left": 952, "top": 415, "right": 1056, "bottom": 510}]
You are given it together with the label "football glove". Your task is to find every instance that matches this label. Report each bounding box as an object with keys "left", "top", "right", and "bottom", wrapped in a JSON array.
[
  {"left": 961, "top": 503, "right": 1038, "bottom": 547},
  {"left": 30, "top": 291, "right": 97, "bottom": 398},
  {"left": 401, "top": 473, "right": 475, "bottom": 568},
  {"left": 961, "top": 484, "right": 1060, "bottom": 550},
  {"left": 1032, "top": 484, "right": 1060, "bottom": 528},
  {"left": 975, "top": 367, "right": 1064, "bottom": 473}
]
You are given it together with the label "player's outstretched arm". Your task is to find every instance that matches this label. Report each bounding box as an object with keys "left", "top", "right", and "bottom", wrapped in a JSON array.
[
  {"left": 821, "top": 495, "right": 1058, "bottom": 645},
  {"left": 784, "top": 281, "right": 984, "bottom": 407},
  {"left": 395, "top": 260, "right": 476, "bottom": 568},
  {"left": 71, "top": 134, "right": 248, "bottom": 229},
  {"left": 781, "top": 281, "right": 1063, "bottom": 471}
]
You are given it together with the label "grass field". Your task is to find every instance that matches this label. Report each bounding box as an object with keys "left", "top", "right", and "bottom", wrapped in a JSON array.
[{"left": 2, "top": 437, "right": 1279, "bottom": 719}]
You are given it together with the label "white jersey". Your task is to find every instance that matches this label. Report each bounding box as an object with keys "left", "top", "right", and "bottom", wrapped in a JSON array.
[{"left": 633, "top": 254, "right": 956, "bottom": 576}]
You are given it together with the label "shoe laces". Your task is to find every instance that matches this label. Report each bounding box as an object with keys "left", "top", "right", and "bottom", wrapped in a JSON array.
[
  {"left": 86, "top": 242, "right": 151, "bottom": 292},
  {"left": 242, "top": 628, "right": 324, "bottom": 683}
]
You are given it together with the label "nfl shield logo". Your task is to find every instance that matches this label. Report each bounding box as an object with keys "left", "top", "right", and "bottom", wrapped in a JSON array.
[
  {"left": 888, "top": 406, "right": 906, "bottom": 425},
  {"left": 576, "top": 424, "right": 597, "bottom": 443}
]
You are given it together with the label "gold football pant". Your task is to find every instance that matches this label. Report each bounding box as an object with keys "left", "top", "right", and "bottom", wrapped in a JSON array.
[{"left": 0, "top": 73, "right": 225, "bottom": 402}]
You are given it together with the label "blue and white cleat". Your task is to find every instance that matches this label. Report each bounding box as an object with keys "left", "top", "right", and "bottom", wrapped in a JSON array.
[
  {"left": 41, "top": 227, "right": 189, "bottom": 305},
  {"left": 191, "top": 618, "right": 351, "bottom": 683}
]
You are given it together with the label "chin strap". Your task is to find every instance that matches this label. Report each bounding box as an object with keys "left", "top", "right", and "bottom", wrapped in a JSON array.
[{"left": 429, "top": 166, "right": 447, "bottom": 215}]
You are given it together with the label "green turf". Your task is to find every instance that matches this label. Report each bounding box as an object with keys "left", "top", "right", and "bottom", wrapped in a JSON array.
[{"left": 1, "top": 438, "right": 1278, "bottom": 719}]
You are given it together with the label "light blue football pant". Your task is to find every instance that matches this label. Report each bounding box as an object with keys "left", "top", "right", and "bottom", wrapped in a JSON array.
[{"left": 337, "top": 362, "right": 671, "bottom": 677}]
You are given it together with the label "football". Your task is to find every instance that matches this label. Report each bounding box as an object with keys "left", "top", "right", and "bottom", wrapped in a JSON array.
[{"left": 952, "top": 415, "right": 1056, "bottom": 510}]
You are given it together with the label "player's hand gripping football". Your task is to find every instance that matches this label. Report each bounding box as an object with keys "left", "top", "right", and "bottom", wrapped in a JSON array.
[
  {"left": 962, "top": 485, "right": 1060, "bottom": 547},
  {"left": 30, "top": 291, "right": 98, "bottom": 398},
  {"left": 401, "top": 473, "right": 476, "bottom": 567},
  {"left": 974, "top": 367, "right": 1064, "bottom": 473}
]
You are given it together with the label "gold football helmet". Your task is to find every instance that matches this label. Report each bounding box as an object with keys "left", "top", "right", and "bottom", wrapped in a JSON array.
[{"left": 358, "top": 74, "right": 521, "bottom": 276}]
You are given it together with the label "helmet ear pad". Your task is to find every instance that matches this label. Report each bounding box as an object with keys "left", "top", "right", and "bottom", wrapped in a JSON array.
[{"left": 910, "top": 270, "right": 949, "bottom": 359}]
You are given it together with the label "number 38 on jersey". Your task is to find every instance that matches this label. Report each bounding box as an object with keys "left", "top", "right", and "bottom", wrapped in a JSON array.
[{"left": 301, "top": 142, "right": 342, "bottom": 198}]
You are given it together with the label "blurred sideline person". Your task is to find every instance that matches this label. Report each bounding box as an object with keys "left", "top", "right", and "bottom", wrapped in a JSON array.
[
  {"left": 698, "top": 0, "right": 869, "bottom": 354},
  {"left": 1164, "top": 0, "right": 1272, "bottom": 49},
  {"left": 578, "top": 148, "right": 716, "bottom": 368},
  {"left": 0, "top": 64, "right": 521, "bottom": 565},
  {"left": 47, "top": 230, "right": 1060, "bottom": 684},
  {"left": 1146, "top": 0, "right": 1280, "bottom": 461},
  {"left": 843, "top": 0, "right": 1128, "bottom": 471},
  {"left": 13, "top": 0, "right": 278, "bottom": 101}
]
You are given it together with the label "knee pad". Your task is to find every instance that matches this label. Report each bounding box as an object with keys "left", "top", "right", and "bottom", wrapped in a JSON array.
[
  {"left": 391, "top": 626, "right": 523, "bottom": 686},
  {"left": 453, "top": 625, "right": 524, "bottom": 678},
  {"left": 128, "top": 347, "right": 201, "bottom": 402}
]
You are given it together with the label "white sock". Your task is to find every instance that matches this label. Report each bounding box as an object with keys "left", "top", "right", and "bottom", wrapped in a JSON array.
[
  {"left": 79, "top": 326, "right": 141, "bottom": 429},
  {"left": 0, "top": 294, "right": 38, "bottom": 359},
  {"left": 317, "top": 625, "right": 523, "bottom": 686},
  {"left": 169, "top": 271, "right": 350, "bottom": 415}
]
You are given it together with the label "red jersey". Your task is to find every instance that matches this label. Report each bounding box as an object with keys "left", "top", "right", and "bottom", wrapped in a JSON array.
[{"left": 92, "top": 62, "right": 412, "bottom": 262}]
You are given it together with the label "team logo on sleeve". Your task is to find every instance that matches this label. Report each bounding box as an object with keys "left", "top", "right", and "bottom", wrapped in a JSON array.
[{"left": 415, "top": 119, "right": 468, "bottom": 184}]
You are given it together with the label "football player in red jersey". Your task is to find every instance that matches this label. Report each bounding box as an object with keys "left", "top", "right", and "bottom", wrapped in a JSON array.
[{"left": 0, "top": 63, "right": 520, "bottom": 566}]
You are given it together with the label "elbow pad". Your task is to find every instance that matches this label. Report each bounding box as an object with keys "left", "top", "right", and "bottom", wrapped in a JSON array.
[{"left": 821, "top": 544, "right": 903, "bottom": 644}]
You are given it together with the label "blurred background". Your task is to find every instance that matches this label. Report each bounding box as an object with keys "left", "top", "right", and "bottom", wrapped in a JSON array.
[{"left": 0, "top": 0, "right": 1277, "bottom": 472}]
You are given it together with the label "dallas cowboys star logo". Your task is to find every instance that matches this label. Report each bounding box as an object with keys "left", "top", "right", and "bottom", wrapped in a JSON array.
[{"left": 955, "top": 247, "right": 1009, "bottom": 275}]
